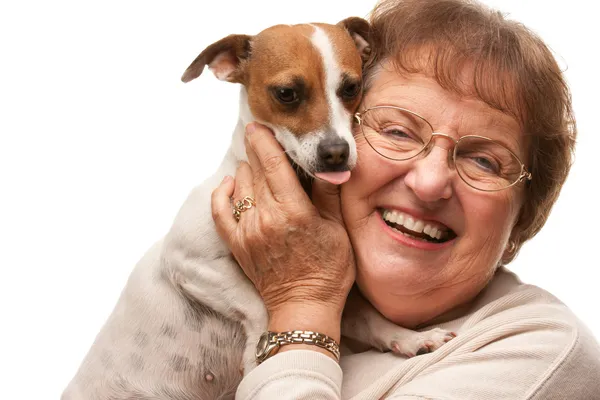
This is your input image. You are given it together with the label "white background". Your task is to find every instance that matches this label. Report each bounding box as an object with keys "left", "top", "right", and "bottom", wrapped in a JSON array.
[{"left": 1, "top": 1, "right": 598, "bottom": 398}]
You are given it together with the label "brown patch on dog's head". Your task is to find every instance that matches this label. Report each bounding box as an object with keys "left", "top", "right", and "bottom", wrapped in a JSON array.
[
  {"left": 244, "top": 21, "right": 370, "bottom": 137},
  {"left": 243, "top": 24, "right": 329, "bottom": 136},
  {"left": 313, "top": 19, "right": 371, "bottom": 115}
]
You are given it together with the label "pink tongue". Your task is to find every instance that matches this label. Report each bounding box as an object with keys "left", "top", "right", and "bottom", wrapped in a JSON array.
[{"left": 315, "top": 171, "right": 351, "bottom": 185}]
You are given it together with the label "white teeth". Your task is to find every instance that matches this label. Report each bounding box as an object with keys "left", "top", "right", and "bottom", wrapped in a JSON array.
[
  {"left": 381, "top": 209, "right": 449, "bottom": 241},
  {"left": 396, "top": 213, "right": 404, "bottom": 225},
  {"left": 413, "top": 220, "right": 424, "bottom": 234},
  {"left": 423, "top": 225, "right": 432, "bottom": 236}
]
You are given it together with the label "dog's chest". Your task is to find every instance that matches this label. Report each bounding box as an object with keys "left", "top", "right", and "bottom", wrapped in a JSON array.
[{"left": 85, "top": 299, "right": 247, "bottom": 400}]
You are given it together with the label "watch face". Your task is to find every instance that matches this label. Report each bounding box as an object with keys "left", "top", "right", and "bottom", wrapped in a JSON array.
[{"left": 256, "top": 332, "right": 269, "bottom": 358}]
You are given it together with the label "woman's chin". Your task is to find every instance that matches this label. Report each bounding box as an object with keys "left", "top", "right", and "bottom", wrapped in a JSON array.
[{"left": 356, "top": 246, "right": 435, "bottom": 294}]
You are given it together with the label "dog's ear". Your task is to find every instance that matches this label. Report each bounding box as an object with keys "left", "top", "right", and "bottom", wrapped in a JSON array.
[
  {"left": 181, "top": 34, "right": 252, "bottom": 83},
  {"left": 337, "top": 17, "right": 372, "bottom": 64}
]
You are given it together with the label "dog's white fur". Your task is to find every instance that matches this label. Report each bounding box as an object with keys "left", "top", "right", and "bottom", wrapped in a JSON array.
[
  {"left": 63, "top": 24, "right": 454, "bottom": 400},
  {"left": 311, "top": 25, "right": 358, "bottom": 168}
]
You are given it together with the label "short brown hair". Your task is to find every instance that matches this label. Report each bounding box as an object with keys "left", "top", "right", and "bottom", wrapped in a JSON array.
[{"left": 364, "top": 0, "right": 577, "bottom": 263}]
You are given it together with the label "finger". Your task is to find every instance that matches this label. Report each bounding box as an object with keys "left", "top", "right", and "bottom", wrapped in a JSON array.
[
  {"left": 232, "top": 162, "right": 255, "bottom": 202},
  {"left": 245, "top": 122, "right": 308, "bottom": 204},
  {"left": 231, "top": 162, "right": 257, "bottom": 222},
  {"left": 211, "top": 175, "right": 238, "bottom": 245},
  {"left": 244, "top": 133, "right": 274, "bottom": 204},
  {"left": 312, "top": 178, "right": 343, "bottom": 224}
]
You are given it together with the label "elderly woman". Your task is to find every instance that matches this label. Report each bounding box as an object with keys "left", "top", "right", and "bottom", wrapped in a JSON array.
[{"left": 212, "top": 0, "right": 600, "bottom": 398}]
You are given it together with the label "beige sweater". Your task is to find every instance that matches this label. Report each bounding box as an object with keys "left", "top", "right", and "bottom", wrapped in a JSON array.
[{"left": 236, "top": 268, "right": 600, "bottom": 399}]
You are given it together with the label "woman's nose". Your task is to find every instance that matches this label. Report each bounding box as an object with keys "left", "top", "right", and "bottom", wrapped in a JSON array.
[{"left": 404, "top": 144, "right": 453, "bottom": 203}]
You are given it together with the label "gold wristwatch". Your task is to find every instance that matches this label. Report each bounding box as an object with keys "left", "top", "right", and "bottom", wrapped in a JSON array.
[{"left": 255, "top": 330, "right": 341, "bottom": 364}]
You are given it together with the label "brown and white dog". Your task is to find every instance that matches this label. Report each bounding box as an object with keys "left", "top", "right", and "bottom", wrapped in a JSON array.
[{"left": 63, "top": 19, "right": 454, "bottom": 400}]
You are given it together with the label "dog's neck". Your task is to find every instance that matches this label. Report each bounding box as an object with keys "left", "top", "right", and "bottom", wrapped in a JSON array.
[{"left": 229, "top": 88, "right": 253, "bottom": 163}]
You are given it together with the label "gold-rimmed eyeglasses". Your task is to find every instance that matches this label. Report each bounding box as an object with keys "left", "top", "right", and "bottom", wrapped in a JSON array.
[{"left": 354, "top": 105, "right": 532, "bottom": 192}]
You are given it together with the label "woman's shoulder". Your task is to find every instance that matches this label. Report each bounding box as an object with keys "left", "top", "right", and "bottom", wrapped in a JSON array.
[
  {"left": 467, "top": 267, "right": 588, "bottom": 326},
  {"left": 443, "top": 267, "right": 600, "bottom": 399},
  {"left": 455, "top": 267, "right": 597, "bottom": 353}
]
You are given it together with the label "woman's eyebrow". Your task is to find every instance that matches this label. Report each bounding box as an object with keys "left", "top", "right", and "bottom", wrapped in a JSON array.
[{"left": 465, "top": 118, "right": 524, "bottom": 156}]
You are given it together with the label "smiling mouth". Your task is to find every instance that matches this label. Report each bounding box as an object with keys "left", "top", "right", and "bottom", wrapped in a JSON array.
[{"left": 379, "top": 208, "right": 457, "bottom": 244}]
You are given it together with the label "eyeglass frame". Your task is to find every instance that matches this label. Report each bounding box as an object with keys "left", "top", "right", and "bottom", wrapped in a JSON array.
[{"left": 353, "top": 105, "right": 533, "bottom": 192}]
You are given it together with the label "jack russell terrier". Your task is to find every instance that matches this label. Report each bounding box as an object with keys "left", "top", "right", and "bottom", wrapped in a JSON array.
[{"left": 63, "top": 18, "right": 455, "bottom": 400}]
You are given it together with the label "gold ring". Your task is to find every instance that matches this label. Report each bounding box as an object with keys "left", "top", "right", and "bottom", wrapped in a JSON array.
[{"left": 232, "top": 196, "right": 256, "bottom": 221}]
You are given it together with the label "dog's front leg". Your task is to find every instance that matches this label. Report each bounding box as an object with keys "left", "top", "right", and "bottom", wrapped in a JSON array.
[
  {"left": 342, "top": 286, "right": 456, "bottom": 357},
  {"left": 174, "top": 255, "right": 268, "bottom": 374}
]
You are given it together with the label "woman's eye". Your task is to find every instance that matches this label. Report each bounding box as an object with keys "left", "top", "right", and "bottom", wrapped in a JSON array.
[
  {"left": 471, "top": 156, "right": 500, "bottom": 173},
  {"left": 381, "top": 126, "right": 413, "bottom": 140}
]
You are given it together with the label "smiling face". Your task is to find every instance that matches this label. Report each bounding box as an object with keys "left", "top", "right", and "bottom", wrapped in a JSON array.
[{"left": 342, "top": 66, "right": 527, "bottom": 328}]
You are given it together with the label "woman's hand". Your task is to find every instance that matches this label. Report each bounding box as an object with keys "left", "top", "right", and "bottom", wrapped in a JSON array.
[{"left": 211, "top": 122, "right": 355, "bottom": 341}]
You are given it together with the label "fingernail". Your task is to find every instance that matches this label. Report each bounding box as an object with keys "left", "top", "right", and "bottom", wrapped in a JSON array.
[
  {"left": 245, "top": 122, "right": 256, "bottom": 136},
  {"left": 222, "top": 175, "right": 232, "bottom": 184}
]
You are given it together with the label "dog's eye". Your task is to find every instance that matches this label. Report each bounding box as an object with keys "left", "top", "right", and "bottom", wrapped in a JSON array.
[
  {"left": 341, "top": 82, "right": 360, "bottom": 100},
  {"left": 275, "top": 88, "right": 298, "bottom": 104}
]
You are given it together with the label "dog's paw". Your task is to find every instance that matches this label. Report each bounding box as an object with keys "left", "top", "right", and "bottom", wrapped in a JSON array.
[{"left": 390, "top": 328, "right": 456, "bottom": 358}]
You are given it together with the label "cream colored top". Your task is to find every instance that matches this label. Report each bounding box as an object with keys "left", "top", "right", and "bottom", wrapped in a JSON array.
[{"left": 237, "top": 268, "right": 600, "bottom": 399}]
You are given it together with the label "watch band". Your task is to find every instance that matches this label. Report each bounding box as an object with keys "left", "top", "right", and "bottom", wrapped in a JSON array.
[{"left": 269, "top": 330, "right": 340, "bottom": 361}]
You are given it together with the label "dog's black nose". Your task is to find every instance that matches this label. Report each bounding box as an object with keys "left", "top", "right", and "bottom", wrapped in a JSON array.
[{"left": 318, "top": 138, "right": 349, "bottom": 168}]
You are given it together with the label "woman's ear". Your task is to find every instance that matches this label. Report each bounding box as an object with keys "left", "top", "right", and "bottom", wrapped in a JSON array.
[
  {"left": 181, "top": 34, "right": 252, "bottom": 84},
  {"left": 500, "top": 235, "right": 519, "bottom": 265}
]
